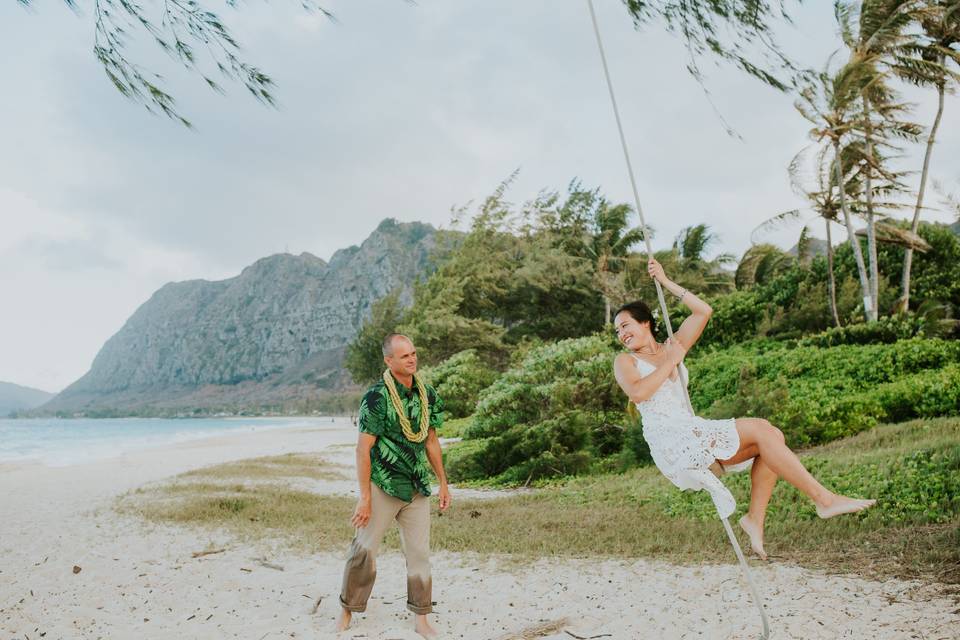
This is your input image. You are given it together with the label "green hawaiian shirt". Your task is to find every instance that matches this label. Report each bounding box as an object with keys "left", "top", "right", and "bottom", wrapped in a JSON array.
[{"left": 358, "top": 373, "right": 444, "bottom": 502}]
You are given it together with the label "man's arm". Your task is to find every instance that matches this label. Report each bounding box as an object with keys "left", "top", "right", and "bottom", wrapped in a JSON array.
[
  {"left": 425, "top": 429, "right": 451, "bottom": 512},
  {"left": 351, "top": 433, "right": 377, "bottom": 528}
]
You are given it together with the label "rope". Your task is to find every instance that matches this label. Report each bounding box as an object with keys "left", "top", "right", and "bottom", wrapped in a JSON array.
[
  {"left": 722, "top": 517, "right": 771, "bottom": 638},
  {"left": 583, "top": 0, "right": 694, "bottom": 413},
  {"left": 585, "top": 2, "right": 770, "bottom": 637}
]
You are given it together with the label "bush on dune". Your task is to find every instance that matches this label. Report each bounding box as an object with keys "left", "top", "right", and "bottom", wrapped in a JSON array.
[
  {"left": 445, "top": 333, "right": 960, "bottom": 484},
  {"left": 420, "top": 349, "right": 499, "bottom": 419},
  {"left": 691, "top": 338, "right": 960, "bottom": 446}
]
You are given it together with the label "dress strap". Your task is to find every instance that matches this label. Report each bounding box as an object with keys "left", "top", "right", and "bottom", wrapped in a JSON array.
[{"left": 628, "top": 352, "right": 655, "bottom": 373}]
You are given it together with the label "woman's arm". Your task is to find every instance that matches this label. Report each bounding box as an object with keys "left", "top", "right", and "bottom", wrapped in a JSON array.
[
  {"left": 647, "top": 258, "right": 713, "bottom": 351},
  {"left": 613, "top": 340, "right": 687, "bottom": 403}
]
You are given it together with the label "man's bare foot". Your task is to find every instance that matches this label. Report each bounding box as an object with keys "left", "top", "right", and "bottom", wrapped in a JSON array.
[
  {"left": 738, "top": 514, "right": 767, "bottom": 560},
  {"left": 414, "top": 614, "right": 440, "bottom": 639},
  {"left": 816, "top": 495, "right": 877, "bottom": 519},
  {"left": 335, "top": 608, "right": 352, "bottom": 633}
]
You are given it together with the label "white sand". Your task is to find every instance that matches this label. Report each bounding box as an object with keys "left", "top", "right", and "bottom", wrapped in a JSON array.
[{"left": 1, "top": 425, "right": 957, "bottom": 640}]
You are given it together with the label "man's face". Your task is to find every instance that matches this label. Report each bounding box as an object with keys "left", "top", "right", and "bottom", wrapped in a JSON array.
[{"left": 384, "top": 338, "right": 418, "bottom": 378}]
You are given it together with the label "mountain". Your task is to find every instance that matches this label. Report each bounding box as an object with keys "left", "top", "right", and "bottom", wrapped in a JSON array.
[
  {"left": 787, "top": 237, "right": 829, "bottom": 259},
  {"left": 0, "top": 382, "right": 55, "bottom": 416},
  {"left": 41, "top": 219, "right": 438, "bottom": 415}
]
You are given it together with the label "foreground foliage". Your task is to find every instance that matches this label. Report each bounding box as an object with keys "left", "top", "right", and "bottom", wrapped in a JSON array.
[{"left": 443, "top": 333, "right": 960, "bottom": 483}]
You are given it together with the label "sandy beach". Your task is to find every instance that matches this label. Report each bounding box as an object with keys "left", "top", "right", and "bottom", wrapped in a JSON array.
[{"left": 1, "top": 424, "right": 958, "bottom": 640}]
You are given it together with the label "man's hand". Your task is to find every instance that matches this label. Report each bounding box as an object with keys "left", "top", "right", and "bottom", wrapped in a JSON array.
[
  {"left": 351, "top": 495, "right": 372, "bottom": 528},
  {"left": 437, "top": 485, "right": 451, "bottom": 513}
]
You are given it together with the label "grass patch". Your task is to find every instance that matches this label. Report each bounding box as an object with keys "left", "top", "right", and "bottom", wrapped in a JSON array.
[
  {"left": 178, "top": 452, "right": 348, "bottom": 482},
  {"left": 436, "top": 415, "right": 473, "bottom": 439},
  {"left": 122, "top": 418, "right": 960, "bottom": 584}
]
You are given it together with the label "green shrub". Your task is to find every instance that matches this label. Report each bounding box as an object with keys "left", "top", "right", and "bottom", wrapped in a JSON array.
[
  {"left": 435, "top": 416, "right": 473, "bottom": 439},
  {"left": 798, "top": 314, "right": 925, "bottom": 347},
  {"left": 618, "top": 414, "right": 652, "bottom": 467},
  {"left": 421, "top": 349, "right": 499, "bottom": 419},
  {"left": 692, "top": 338, "right": 960, "bottom": 446},
  {"left": 447, "top": 335, "right": 628, "bottom": 482},
  {"left": 450, "top": 331, "right": 960, "bottom": 484},
  {"left": 443, "top": 437, "right": 491, "bottom": 481},
  {"left": 450, "top": 414, "right": 593, "bottom": 483},
  {"left": 468, "top": 335, "right": 620, "bottom": 439}
]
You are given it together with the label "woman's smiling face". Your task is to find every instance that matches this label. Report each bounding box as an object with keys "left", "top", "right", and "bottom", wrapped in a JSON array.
[{"left": 614, "top": 311, "right": 652, "bottom": 349}]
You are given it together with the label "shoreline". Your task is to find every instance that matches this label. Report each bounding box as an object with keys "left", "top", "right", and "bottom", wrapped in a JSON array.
[{"left": 0, "top": 416, "right": 350, "bottom": 469}]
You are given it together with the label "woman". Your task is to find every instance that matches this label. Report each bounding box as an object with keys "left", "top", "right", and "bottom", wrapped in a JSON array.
[{"left": 613, "top": 258, "right": 875, "bottom": 560}]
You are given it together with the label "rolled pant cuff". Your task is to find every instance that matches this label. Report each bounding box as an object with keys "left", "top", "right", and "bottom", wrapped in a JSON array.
[
  {"left": 339, "top": 595, "right": 367, "bottom": 613},
  {"left": 406, "top": 601, "right": 433, "bottom": 615}
]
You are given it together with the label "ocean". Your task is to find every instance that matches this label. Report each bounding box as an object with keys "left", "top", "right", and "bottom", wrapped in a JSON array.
[{"left": 0, "top": 416, "right": 345, "bottom": 466}]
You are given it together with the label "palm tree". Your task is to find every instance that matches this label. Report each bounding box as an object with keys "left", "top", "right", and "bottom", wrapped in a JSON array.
[
  {"left": 580, "top": 200, "right": 648, "bottom": 325},
  {"left": 802, "top": 145, "right": 850, "bottom": 327},
  {"left": 752, "top": 160, "right": 847, "bottom": 326},
  {"left": 782, "top": 142, "right": 854, "bottom": 326},
  {"left": 665, "top": 224, "right": 736, "bottom": 293},
  {"left": 835, "top": 0, "right": 929, "bottom": 319},
  {"left": 675, "top": 224, "right": 737, "bottom": 285},
  {"left": 539, "top": 183, "right": 650, "bottom": 324},
  {"left": 898, "top": 0, "right": 960, "bottom": 311},
  {"left": 796, "top": 66, "right": 876, "bottom": 321},
  {"left": 735, "top": 243, "right": 795, "bottom": 289},
  {"left": 620, "top": 224, "right": 734, "bottom": 310}
]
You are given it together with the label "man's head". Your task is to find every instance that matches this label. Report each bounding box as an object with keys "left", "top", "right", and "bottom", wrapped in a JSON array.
[{"left": 382, "top": 333, "right": 418, "bottom": 378}]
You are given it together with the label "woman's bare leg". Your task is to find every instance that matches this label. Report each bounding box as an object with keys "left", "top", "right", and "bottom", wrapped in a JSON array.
[
  {"left": 724, "top": 418, "right": 875, "bottom": 518},
  {"left": 739, "top": 456, "right": 777, "bottom": 559}
]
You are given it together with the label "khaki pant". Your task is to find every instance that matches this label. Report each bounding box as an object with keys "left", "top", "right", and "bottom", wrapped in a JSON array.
[{"left": 339, "top": 484, "right": 433, "bottom": 614}]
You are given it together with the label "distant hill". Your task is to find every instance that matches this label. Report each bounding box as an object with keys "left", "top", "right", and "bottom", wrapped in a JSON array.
[
  {"left": 0, "top": 382, "right": 55, "bottom": 416},
  {"left": 787, "top": 237, "right": 829, "bottom": 259},
  {"left": 41, "top": 219, "right": 439, "bottom": 416}
]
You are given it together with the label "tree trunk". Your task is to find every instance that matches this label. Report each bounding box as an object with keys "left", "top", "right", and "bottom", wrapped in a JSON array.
[
  {"left": 825, "top": 218, "right": 841, "bottom": 327},
  {"left": 899, "top": 80, "right": 946, "bottom": 313},
  {"left": 834, "top": 142, "right": 873, "bottom": 321},
  {"left": 604, "top": 294, "right": 612, "bottom": 326},
  {"left": 862, "top": 100, "right": 879, "bottom": 321}
]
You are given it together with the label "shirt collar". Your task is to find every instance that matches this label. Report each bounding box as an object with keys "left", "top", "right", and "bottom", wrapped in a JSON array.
[{"left": 387, "top": 371, "right": 418, "bottom": 398}]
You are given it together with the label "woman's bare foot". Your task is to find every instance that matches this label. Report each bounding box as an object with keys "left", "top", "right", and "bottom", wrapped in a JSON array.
[
  {"left": 738, "top": 514, "right": 767, "bottom": 560},
  {"left": 335, "top": 608, "right": 352, "bottom": 633},
  {"left": 816, "top": 495, "right": 877, "bottom": 519},
  {"left": 415, "top": 614, "right": 440, "bottom": 639}
]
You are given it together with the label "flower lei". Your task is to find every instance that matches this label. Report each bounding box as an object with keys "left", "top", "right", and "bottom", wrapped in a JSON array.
[{"left": 382, "top": 370, "right": 430, "bottom": 443}]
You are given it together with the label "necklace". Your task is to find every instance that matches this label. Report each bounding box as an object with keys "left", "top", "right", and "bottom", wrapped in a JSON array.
[
  {"left": 382, "top": 370, "right": 430, "bottom": 443},
  {"left": 635, "top": 342, "right": 662, "bottom": 355}
]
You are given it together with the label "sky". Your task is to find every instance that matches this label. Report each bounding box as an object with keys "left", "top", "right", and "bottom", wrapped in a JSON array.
[{"left": 1, "top": 1, "right": 958, "bottom": 393}]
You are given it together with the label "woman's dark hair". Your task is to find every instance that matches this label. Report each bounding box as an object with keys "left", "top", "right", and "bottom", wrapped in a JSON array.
[{"left": 614, "top": 300, "right": 657, "bottom": 334}]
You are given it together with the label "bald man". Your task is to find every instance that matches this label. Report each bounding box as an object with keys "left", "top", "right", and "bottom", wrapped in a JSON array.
[{"left": 335, "top": 333, "right": 451, "bottom": 639}]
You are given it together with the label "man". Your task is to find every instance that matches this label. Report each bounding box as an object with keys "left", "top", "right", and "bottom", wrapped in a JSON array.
[{"left": 336, "top": 333, "right": 452, "bottom": 638}]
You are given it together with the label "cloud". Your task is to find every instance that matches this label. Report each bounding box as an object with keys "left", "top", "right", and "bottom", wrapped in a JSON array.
[{"left": 0, "top": 0, "right": 958, "bottom": 391}]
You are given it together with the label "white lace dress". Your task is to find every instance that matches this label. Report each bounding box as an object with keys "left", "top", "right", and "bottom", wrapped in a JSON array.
[{"left": 631, "top": 354, "right": 742, "bottom": 518}]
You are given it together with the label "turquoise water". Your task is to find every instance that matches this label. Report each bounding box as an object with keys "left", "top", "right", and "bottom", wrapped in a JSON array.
[{"left": 0, "top": 417, "right": 343, "bottom": 466}]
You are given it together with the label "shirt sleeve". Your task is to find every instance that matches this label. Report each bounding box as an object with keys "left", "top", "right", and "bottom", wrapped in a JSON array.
[
  {"left": 358, "top": 389, "right": 386, "bottom": 437},
  {"left": 428, "top": 387, "right": 444, "bottom": 430}
]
